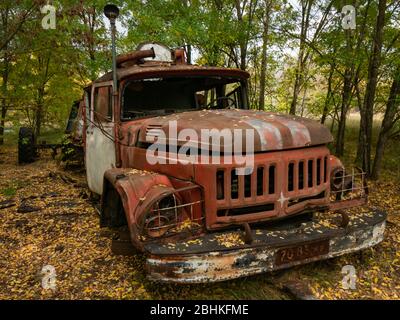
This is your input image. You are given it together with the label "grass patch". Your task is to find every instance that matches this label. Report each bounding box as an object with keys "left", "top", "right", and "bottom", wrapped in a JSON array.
[
  {"left": 1, "top": 186, "right": 17, "bottom": 197},
  {"left": 0, "top": 180, "right": 26, "bottom": 197},
  {"left": 36, "top": 129, "right": 65, "bottom": 144},
  {"left": 2, "top": 127, "right": 64, "bottom": 146},
  {"left": 326, "top": 116, "right": 400, "bottom": 182}
]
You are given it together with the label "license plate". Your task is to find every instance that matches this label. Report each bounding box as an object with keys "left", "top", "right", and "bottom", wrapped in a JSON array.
[{"left": 275, "top": 239, "right": 330, "bottom": 266}]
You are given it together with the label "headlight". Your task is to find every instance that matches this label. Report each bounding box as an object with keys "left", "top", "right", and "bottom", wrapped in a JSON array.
[
  {"left": 143, "top": 194, "right": 182, "bottom": 238},
  {"left": 331, "top": 167, "right": 345, "bottom": 192}
]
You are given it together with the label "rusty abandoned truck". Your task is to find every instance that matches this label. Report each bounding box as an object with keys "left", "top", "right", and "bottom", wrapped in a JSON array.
[{"left": 17, "top": 6, "right": 386, "bottom": 283}]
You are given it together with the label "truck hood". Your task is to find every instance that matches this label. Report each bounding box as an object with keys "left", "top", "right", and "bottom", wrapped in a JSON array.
[{"left": 135, "top": 109, "right": 333, "bottom": 152}]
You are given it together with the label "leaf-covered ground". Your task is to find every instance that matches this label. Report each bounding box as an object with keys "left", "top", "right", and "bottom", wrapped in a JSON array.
[{"left": 0, "top": 146, "right": 399, "bottom": 300}]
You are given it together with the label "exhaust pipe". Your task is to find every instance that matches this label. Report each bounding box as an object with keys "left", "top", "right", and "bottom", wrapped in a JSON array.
[
  {"left": 103, "top": 4, "right": 120, "bottom": 94},
  {"left": 104, "top": 4, "right": 121, "bottom": 167}
]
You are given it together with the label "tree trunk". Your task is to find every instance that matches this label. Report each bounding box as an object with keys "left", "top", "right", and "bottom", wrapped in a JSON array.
[
  {"left": 0, "top": 62, "right": 9, "bottom": 145},
  {"left": 290, "top": 72, "right": 302, "bottom": 115},
  {"left": 186, "top": 43, "right": 192, "bottom": 64},
  {"left": 335, "top": 67, "right": 352, "bottom": 156},
  {"left": 300, "top": 84, "right": 308, "bottom": 117},
  {"left": 352, "top": 0, "right": 371, "bottom": 164},
  {"left": 35, "top": 88, "right": 44, "bottom": 140},
  {"left": 234, "top": 0, "right": 257, "bottom": 71},
  {"left": 355, "top": 83, "right": 364, "bottom": 164},
  {"left": 289, "top": 0, "right": 312, "bottom": 115},
  {"left": 258, "top": 0, "right": 271, "bottom": 110},
  {"left": 34, "top": 54, "right": 51, "bottom": 140},
  {"left": 0, "top": 5, "right": 10, "bottom": 145},
  {"left": 321, "top": 64, "right": 335, "bottom": 124},
  {"left": 360, "top": 0, "right": 387, "bottom": 175},
  {"left": 0, "top": 103, "right": 7, "bottom": 145},
  {"left": 371, "top": 66, "right": 400, "bottom": 180}
]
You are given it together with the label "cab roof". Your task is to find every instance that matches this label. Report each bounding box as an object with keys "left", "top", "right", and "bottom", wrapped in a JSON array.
[{"left": 93, "top": 61, "right": 250, "bottom": 85}]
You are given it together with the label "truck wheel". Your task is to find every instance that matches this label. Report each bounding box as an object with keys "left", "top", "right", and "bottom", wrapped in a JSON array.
[{"left": 18, "top": 127, "right": 36, "bottom": 164}]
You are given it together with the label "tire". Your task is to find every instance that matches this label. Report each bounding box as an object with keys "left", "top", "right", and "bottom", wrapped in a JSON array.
[
  {"left": 18, "top": 127, "right": 36, "bottom": 164},
  {"left": 101, "top": 183, "right": 127, "bottom": 228}
]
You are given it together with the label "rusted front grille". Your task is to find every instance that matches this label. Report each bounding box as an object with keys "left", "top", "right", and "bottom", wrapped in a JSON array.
[
  {"left": 216, "top": 164, "right": 277, "bottom": 201},
  {"left": 215, "top": 156, "right": 329, "bottom": 202},
  {"left": 213, "top": 154, "right": 329, "bottom": 219},
  {"left": 204, "top": 147, "right": 332, "bottom": 228},
  {"left": 287, "top": 156, "right": 328, "bottom": 193}
]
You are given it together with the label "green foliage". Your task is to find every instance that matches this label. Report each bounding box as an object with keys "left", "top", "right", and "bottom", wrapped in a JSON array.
[
  {"left": 20, "top": 137, "right": 30, "bottom": 145},
  {"left": 0, "top": 0, "right": 399, "bottom": 179},
  {"left": 1, "top": 179, "right": 25, "bottom": 197},
  {"left": 1, "top": 186, "right": 16, "bottom": 197}
]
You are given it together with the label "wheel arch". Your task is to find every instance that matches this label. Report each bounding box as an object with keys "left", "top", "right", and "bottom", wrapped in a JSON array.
[{"left": 101, "top": 168, "right": 174, "bottom": 250}]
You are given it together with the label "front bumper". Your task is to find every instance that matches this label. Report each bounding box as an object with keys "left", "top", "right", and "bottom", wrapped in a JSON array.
[{"left": 144, "top": 207, "right": 386, "bottom": 283}]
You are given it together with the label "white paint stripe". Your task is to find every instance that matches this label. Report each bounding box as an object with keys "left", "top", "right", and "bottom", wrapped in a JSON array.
[
  {"left": 285, "top": 120, "right": 311, "bottom": 147},
  {"left": 244, "top": 119, "right": 283, "bottom": 150}
]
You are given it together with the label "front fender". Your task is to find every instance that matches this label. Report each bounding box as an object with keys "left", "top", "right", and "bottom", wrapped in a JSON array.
[
  {"left": 102, "top": 168, "right": 175, "bottom": 249},
  {"left": 329, "top": 155, "right": 346, "bottom": 191},
  {"left": 329, "top": 155, "right": 344, "bottom": 172}
]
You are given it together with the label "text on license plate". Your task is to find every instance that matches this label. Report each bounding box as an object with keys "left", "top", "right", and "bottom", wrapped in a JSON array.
[{"left": 275, "top": 239, "right": 330, "bottom": 266}]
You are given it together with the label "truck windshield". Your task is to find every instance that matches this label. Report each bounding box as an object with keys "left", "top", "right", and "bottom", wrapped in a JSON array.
[{"left": 121, "top": 76, "right": 247, "bottom": 119}]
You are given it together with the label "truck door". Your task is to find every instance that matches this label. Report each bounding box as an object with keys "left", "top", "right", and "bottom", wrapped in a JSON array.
[{"left": 86, "top": 82, "right": 116, "bottom": 195}]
